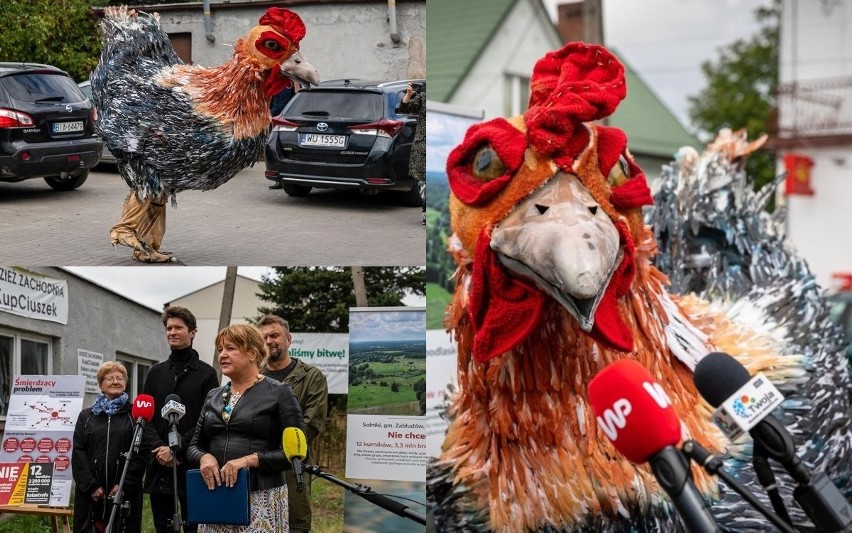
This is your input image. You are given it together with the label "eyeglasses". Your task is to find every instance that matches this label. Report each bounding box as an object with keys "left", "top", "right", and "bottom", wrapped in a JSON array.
[{"left": 102, "top": 376, "right": 126, "bottom": 384}]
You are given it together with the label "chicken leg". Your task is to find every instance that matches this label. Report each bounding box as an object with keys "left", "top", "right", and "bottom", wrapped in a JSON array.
[{"left": 110, "top": 191, "right": 176, "bottom": 263}]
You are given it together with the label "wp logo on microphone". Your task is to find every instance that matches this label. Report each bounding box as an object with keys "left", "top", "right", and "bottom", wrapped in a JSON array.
[
  {"left": 597, "top": 399, "right": 631, "bottom": 441},
  {"left": 135, "top": 398, "right": 153, "bottom": 409}
]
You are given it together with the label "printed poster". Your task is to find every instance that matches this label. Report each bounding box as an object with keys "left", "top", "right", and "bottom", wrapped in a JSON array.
[
  {"left": 344, "top": 307, "right": 426, "bottom": 532},
  {"left": 425, "top": 329, "right": 457, "bottom": 458},
  {"left": 0, "top": 267, "right": 69, "bottom": 325},
  {"left": 0, "top": 375, "right": 85, "bottom": 506},
  {"left": 0, "top": 462, "right": 54, "bottom": 505}
]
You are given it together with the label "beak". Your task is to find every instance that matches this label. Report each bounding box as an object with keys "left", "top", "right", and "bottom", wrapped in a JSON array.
[
  {"left": 280, "top": 51, "right": 320, "bottom": 89},
  {"left": 490, "top": 171, "right": 622, "bottom": 331}
]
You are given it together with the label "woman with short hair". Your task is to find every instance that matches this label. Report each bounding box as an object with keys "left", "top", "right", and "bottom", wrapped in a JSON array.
[
  {"left": 187, "top": 324, "right": 304, "bottom": 532},
  {"left": 72, "top": 361, "right": 145, "bottom": 533}
]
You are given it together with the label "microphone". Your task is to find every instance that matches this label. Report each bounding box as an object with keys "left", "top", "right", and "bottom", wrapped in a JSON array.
[
  {"left": 130, "top": 394, "right": 155, "bottom": 453},
  {"left": 588, "top": 359, "right": 720, "bottom": 533},
  {"left": 283, "top": 427, "right": 307, "bottom": 493},
  {"left": 695, "top": 352, "right": 852, "bottom": 532},
  {"left": 162, "top": 394, "right": 186, "bottom": 451}
]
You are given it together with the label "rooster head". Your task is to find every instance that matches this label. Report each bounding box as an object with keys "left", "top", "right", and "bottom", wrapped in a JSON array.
[
  {"left": 236, "top": 7, "right": 320, "bottom": 95},
  {"left": 447, "top": 43, "right": 654, "bottom": 362}
]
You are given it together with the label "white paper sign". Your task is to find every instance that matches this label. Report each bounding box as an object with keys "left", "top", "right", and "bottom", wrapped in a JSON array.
[
  {"left": 0, "top": 267, "right": 68, "bottom": 325},
  {"left": 77, "top": 350, "right": 104, "bottom": 394},
  {"left": 345, "top": 414, "right": 426, "bottom": 482}
]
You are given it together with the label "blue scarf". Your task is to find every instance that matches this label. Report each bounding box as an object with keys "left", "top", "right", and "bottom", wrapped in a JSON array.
[{"left": 91, "top": 392, "right": 128, "bottom": 416}]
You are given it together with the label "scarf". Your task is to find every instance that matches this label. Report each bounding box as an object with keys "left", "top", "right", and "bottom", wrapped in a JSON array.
[{"left": 91, "top": 392, "right": 128, "bottom": 416}]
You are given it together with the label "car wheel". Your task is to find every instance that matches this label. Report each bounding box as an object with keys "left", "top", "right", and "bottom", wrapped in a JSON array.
[
  {"left": 282, "top": 184, "right": 312, "bottom": 197},
  {"left": 44, "top": 171, "right": 89, "bottom": 191},
  {"left": 399, "top": 179, "right": 425, "bottom": 207}
]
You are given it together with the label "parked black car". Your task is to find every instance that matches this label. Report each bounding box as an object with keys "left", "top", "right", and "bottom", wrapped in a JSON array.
[
  {"left": 0, "top": 63, "right": 101, "bottom": 190},
  {"left": 265, "top": 79, "right": 425, "bottom": 206},
  {"left": 77, "top": 80, "right": 117, "bottom": 166}
]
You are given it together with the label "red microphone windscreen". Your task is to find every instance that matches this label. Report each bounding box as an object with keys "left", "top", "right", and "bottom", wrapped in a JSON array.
[
  {"left": 132, "top": 394, "right": 156, "bottom": 422},
  {"left": 588, "top": 359, "right": 682, "bottom": 463}
]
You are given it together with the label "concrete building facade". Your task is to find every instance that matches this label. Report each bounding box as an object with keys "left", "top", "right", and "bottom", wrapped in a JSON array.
[
  {"left": 0, "top": 267, "right": 165, "bottom": 414},
  {"left": 125, "top": 0, "right": 426, "bottom": 83}
]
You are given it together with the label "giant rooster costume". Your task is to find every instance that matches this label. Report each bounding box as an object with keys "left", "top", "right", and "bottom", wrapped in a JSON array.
[
  {"left": 427, "top": 43, "right": 852, "bottom": 531},
  {"left": 92, "top": 7, "right": 319, "bottom": 262}
]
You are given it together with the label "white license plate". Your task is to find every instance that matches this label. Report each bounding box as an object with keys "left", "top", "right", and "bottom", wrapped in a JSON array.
[
  {"left": 52, "top": 121, "right": 84, "bottom": 134},
  {"left": 300, "top": 133, "right": 345, "bottom": 148}
]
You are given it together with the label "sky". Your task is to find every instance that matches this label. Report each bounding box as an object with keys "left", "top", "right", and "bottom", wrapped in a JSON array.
[
  {"left": 541, "top": 0, "right": 774, "bottom": 129},
  {"left": 349, "top": 309, "right": 427, "bottom": 343},
  {"left": 64, "top": 267, "right": 426, "bottom": 311}
]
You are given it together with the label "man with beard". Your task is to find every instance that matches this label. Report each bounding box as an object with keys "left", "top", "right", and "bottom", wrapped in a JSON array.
[
  {"left": 143, "top": 306, "right": 219, "bottom": 533},
  {"left": 258, "top": 315, "right": 328, "bottom": 533}
]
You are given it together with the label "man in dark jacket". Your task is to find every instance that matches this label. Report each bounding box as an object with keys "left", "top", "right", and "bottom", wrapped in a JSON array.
[
  {"left": 143, "top": 306, "right": 219, "bottom": 533},
  {"left": 259, "top": 315, "right": 328, "bottom": 533}
]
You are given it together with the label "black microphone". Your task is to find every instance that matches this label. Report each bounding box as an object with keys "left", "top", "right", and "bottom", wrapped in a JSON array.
[
  {"left": 694, "top": 352, "right": 852, "bottom": 532},
  {"left": 161, "top": 393, "right": 186, "bottom": 451}
]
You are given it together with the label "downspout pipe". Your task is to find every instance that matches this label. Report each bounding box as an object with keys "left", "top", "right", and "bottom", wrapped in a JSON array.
[
  {"left": 203, "top": 0, "right": 216, "bottom": 43},
  {"left": 388, "top": 0, "right": 401, "bottom": 44}
]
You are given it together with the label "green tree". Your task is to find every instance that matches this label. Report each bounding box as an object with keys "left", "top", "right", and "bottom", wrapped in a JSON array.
[
  {"left": 0, "top": 0, "right": 102, "bottom": 82},
  {"left": 687, "top": 0, "right": 780, "bottom": 190},
  {"left": 255, "top": 267, "right": 425, "bottom": 332}
]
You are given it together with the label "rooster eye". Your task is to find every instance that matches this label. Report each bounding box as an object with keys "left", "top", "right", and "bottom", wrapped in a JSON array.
[
  {"left": 472, "top": 146, "right": 506, "bottom": 180},
  {"left": 608, "top": 155, "right": 631, "bottom": 187},
  {"left": 264, "top": 40, "right": 282, "bottom": 51}
]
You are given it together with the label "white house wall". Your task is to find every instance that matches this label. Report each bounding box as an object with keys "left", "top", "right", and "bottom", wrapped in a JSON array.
[
  {"left": 784, "top": 150, "right": 852, "bottom": 289},
  {"left": 779, "top": 0, "right": 852, "bottom": 289},
  {"left": 449, "top": 0, "right": 561, "bottom": 119}
]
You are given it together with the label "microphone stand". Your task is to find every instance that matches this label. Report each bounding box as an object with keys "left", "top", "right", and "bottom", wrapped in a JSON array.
[
  {"left": 105, "top": 419, "right": 145, "bottom": 533},
  {"left": 682, "top": 440, "right": 796, "bottom": 533},
  {"left": 752, "top": 443, "right": 793, "bottom": 526},
  {"left": 302, "top": 463, "right": 426, "bottom": 525},
  {"left": 168, "top": 421, "right": 182, "bottom": 533}
]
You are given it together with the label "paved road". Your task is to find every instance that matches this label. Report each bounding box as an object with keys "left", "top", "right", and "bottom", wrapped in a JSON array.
[{"left": 0, "top": 165, "right": 425, "bottom": 266}]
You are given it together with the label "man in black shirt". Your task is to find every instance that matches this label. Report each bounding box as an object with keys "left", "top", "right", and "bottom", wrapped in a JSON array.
[{"left": 143, "top": 306, "right": 219, "bottom": 533}]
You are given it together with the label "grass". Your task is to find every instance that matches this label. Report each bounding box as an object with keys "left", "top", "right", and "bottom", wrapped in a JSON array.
[
  {"left": 348, "top": 358, "right": 425, "bottom": 414},
  {"left": 0, "top": 475, "right": 344, "bottom": 533},
  {"left": 426, "top": 283, "right": 451, "bottom": 330}
]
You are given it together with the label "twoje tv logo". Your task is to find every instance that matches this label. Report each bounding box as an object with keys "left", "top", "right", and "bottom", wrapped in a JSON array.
[
  {"left": 730, "top": 376, "right": 779, "bottom": 423},
  {"left": 732, "top": 396, "right": 753, "bottom": 418},
  {"left": 596, "top": 381, "right": 672, "bottom": 441}
]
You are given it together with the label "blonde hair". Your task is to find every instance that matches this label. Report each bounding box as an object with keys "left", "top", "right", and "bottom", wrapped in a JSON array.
[
  {"left": 216, "top": 324, "right": 269, "bottom": 370},
  {"left": 96, "top": 361, "right": 128, "bottom": 385}
]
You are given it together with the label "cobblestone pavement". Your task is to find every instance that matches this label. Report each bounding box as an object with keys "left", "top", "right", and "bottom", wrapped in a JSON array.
[{"left": 0, "top": 166, "right": 425, "bottom": 266}]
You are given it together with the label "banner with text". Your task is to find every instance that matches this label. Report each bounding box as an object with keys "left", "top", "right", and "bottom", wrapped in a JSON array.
[
  {"left": 0, "top": 267, "right": 68, "bottom": 325},
  {"left": 0, "top": 375, "right": 85, "bottom": 506},
  {"left": 426, "top": 329, "right": 458, "bottom": 458},
  {"left": 344, "top": 308, "right": 426, "bottom": 531},
  {"left": 289, "top": 333, "right": 348, "bottom": 394}
]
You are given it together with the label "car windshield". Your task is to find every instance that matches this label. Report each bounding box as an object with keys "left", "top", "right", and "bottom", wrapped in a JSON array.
[
  {"left": 284, "top": 90, "right": 383, "bottom": 121},
  {"left": 0, "top": 72, "right": 85, "bottom": 104}
]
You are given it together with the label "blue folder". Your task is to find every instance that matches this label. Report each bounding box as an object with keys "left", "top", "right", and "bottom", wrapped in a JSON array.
[{"left": 186, "top": 468, "right": 250, "bottom": 525}]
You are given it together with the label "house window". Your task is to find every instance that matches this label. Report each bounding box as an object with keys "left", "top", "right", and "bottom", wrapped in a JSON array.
[
  {"left": 0, "top": 330, "right": 52, "bottom": 418},
  {"left": 117, "top": 355, "right": 153, "bottom": 399},
  {"left": 504, "top": 74, "right": 530, "bottom": 117}
]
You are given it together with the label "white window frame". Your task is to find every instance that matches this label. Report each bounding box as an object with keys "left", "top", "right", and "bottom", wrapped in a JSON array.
[
  {"left": 504, "top": 74, "right": 531, "bottom": 117},
  {"left": 116, "top": 354, "right": 154, "bottom": 400},
  {"left": 0, "top": 327, "right": 52, "bottom": 419}
]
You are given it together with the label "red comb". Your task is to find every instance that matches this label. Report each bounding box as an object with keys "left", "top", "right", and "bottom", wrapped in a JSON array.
[{"left": 259, "top": 7, "right": 307, "bottom": 49}]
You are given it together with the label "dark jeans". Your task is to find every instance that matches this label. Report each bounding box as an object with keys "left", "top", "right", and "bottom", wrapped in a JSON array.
[{"left": 150, "top": 492, "right": 196, "bottom": 533}]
